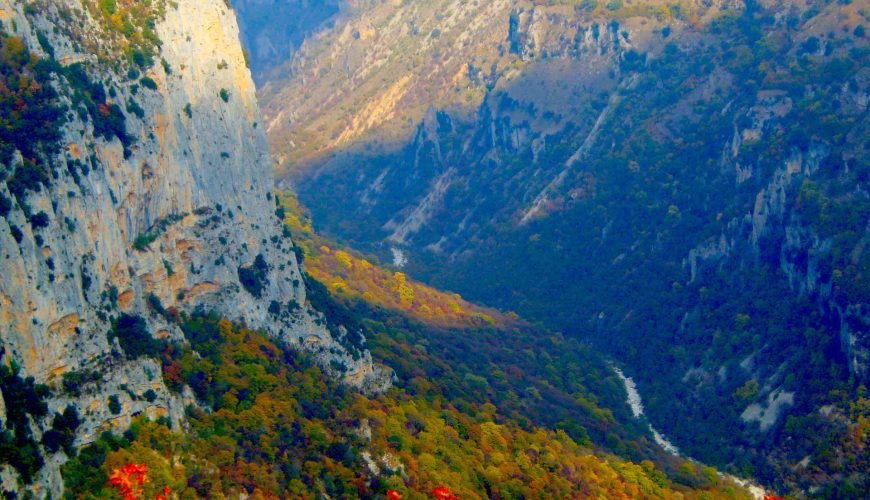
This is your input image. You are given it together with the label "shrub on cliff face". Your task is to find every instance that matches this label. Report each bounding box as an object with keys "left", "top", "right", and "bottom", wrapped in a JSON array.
[
  {"left": 110, "top": 314, "right": 165, "bottom": 359},
  {"left": 59, "top": 62, "right": 131, "bottom": 154},
  {"left": 62, "top": 369, "right": 101, "bottom": 397},
  {"left": 139, "top": 76, "right": 157, "bottom": 90},
  {"left": 42, "top": 406, "right": 81, "bottom": 455},
  {"left": 8, "top": 223, "right": 23, "bottom": 242},
  {"left": 6, "top": 158, "right": 52, "bottom": 201},
  {"left": 108, "top": 395, "right": 122, "bottom": 415},
  {"left": 0, "top": 192, "right": 11, "bottom": 217},
  {"left": 29, "top": 211, "right": 49, "bottom": 229},
  {"left": 0, "top": 34, "right": 65, "bottom": 178},
  {"left": 0, "top": 364, "right": 49, "bottom": 483},
  {"left": 238, "top": 254, "right": 270, "bottom": 298},
  {"left": 304, "top": 273, "right": 364, "bottom": 358}
]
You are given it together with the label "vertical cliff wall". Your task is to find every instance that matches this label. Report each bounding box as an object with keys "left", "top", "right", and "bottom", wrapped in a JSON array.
[{"left": 0, "top": 0, "right": 388, "bottom": 494}]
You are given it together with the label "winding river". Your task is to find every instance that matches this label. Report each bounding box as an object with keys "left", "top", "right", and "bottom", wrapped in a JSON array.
[
  {"left": 610, "top": 364, "right": 766, "bottom": 499},
  {"left": 611, "top": 365, "right": 681, "bottom": 455}
]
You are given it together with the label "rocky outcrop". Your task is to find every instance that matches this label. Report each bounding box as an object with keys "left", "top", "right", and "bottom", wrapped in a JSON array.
[{"left": 0, "top": 0, "right": 389, "bottom": 494}]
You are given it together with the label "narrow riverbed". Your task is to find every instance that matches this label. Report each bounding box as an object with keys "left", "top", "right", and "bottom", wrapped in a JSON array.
[
  {"left": 611, "top": 365, "right": 682, "bottom": 455},
  {"left": 610, "top": 364, "right": 766, "bottom": 499}
]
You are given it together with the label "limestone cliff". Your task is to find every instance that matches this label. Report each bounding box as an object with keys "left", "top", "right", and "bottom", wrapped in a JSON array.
[{"left": 0, "top": 0, "right": 388, "bottom": 494}]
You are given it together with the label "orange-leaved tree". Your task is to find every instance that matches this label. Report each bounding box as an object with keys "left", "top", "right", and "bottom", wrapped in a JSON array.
[{"left": 108, "top": 463, "right": 172, "bottom": 500}]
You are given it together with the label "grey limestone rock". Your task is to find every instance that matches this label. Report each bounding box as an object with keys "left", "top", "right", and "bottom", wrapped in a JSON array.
[{"left": 0, "top": 0, "right": 390, "bottom": 494}]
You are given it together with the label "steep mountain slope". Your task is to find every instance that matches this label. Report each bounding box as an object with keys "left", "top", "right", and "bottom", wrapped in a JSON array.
[
  {"left": 254, "top": 0, "right": 869, "bottom": 494},
  {"left": 0, "top": 0, "right": 388, "bottom": 494},
  {"left": 233, "top": 0, "right": 342, "bottom": 82}
]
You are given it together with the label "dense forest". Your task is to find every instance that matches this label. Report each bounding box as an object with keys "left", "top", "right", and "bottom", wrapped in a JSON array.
[{"left": 60, "top": 314, "right": 749, "bottom": 498}]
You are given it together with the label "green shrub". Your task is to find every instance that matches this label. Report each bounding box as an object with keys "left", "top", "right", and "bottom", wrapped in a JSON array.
[
  {"left": 42, "top": 406, "right": 81, "bottom": 455},
  {"left": 99, "top": 0, "right": 117, "bottom": 16},
  {"left": 130, "top": 48, "right": 149, "bottom": 68},
  {"left": 132, "top": 213, "right": 185, "bottom": 251},
  {"left": 238, "top": 254, "right": 270, "bottom": 298},
  {"left": 268, "top": 300, "right": 281, "bottom": 316},
  {"left": 61, "top": 431, "right": 129, "bottom": 494},
  {"left": 29, "top": 211, "right": 49, "bottom": 229},
  {"left": 219, "top": 88, "right": 229, "bottom": 102},
  {"left": 58, "top": 63, "right": 131, "bottom": 153},
  {"left": 132, "top": 232, "right": 158, "bottom": 250},
  {"left": 108, "top": 395, "right": 121, "bottom": 415},
  {"left": 303, "top": 273, "right": 364, "bottom": 357},
  {"left": 9, "top": 224, "right": 23, "bottom": 243},
  {"left": 126, "top": 99, "right": 145, "bottom": 118},
  {"left": 0, "top": 364, "right": 49, "bottom": 483},
  {"left": 139, "top": 76, "right": 157, "bottom": 90},
  {"left": 110, "top": 314, "right": 165, "bottom": 359},
  {"left": 0, "top": 193, "right": 11, "bottom": 217},
  {"left": 7, "top": 159, "right": 52, "bottom": 201},
  {"left": 92, "top": 102, "right": 130, "bottom": 151},
  {"left": 36, "top": 31, "right": 54, "bottom": 59},
  {"left": 62, "top": 369, "right": 101, "bottom": 396}
]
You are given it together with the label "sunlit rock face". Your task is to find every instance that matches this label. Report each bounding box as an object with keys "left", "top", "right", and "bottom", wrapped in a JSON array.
[{"left": 0, "top": 0, "right": 388, "bottom": 494}]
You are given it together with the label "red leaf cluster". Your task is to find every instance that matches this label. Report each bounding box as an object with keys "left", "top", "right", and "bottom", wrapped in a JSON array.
[
  {"left": 109, "top": 464, "right": 171, "bottom": 500},
  {"left": 432, "top": 485, "right": 459, "bottom": 500},
  {"left": 109, "top": 463, "right": 148, "bottom": 500}
]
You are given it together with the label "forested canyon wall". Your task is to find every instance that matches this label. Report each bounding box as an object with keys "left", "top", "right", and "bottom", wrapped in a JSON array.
[{"left": 254, "top": 0, "right": 868, "bottom": 493}]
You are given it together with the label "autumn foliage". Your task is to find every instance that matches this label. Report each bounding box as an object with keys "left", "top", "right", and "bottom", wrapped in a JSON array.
[
  {"left": 108, "top": 463, "right": 172, "bottom": 500},
  {"left": 432, "top": 485, "right": 459, "bottom": 499},
  {"left": 277, "top": 191, "right": 507, "bottom": 329},
  {"left": 109, "top": 463, "right": 148, "bottom": 500},
  {"left": 108, "top": 463, "right": 171, "bottom": 500},
  {"left": 62, "top": 316, "right": 752, "bottom": 499}
]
